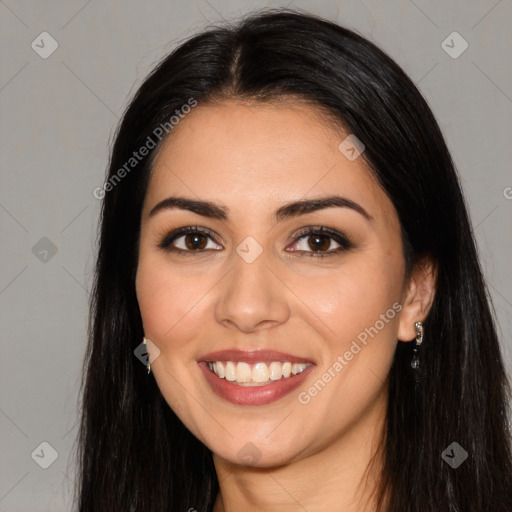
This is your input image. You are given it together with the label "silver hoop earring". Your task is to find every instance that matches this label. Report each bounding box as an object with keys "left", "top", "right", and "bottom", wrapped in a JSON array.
[
  {"left": 142, "top": 337, "right": 151, "bottom": 374},
  {"left": 411, "top": 321, "right": 423, "bottom": 370}
]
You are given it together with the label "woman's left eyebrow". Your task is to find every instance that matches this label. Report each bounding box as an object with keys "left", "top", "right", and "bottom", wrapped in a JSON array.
[
  {"left": 275, "top": 195, "right": 373, "bottom": 222},
  {"left": 148, "top": 195, "right": 373, "bottom": 223}
]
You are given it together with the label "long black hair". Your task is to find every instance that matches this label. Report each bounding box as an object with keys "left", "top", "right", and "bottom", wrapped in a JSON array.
[{"left": 73, "top": 9, "right": 512, "bottom": 511}]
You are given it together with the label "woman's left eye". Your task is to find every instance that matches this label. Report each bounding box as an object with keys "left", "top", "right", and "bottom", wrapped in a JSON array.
[{"left": 287, "top": 226, "right": 354, "bottom": 258}]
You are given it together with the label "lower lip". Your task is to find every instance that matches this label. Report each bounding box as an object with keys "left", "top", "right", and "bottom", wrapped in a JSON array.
[{"left": 198, "top": 362, "right": 314, "bottom": 406}]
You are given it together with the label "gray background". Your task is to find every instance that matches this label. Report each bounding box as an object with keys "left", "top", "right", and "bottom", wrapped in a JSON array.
[{"left": 0, "top": 0, "right": 511, "bottom": 510}]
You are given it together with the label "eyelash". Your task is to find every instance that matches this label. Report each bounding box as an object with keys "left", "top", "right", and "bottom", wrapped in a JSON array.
[{"left": 157, "top": 225, "right": 354, "bottom": 258}]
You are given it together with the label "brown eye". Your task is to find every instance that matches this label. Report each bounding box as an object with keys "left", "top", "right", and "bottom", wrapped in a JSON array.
[
  {"left": 158, "top": 226, "right": 222, "bottom": 254},
  {"left": 306, "top": 233, "right": 332, "bottom": 252},
  {"left": 288, "top": 226, "right": 354, "bottom": 258},
  {"left": 183, "top": 233, "right": 208, "bottom": 250}
]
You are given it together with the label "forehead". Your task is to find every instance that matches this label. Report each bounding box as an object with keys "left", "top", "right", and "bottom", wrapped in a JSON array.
[{"left": 144, "top": 100, "right": 396, "bottom": 226}]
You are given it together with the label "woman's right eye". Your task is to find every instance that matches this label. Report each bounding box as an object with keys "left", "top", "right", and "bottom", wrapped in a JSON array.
[{"left": 158, "top": 226, "right": 222, "bottom": 255}]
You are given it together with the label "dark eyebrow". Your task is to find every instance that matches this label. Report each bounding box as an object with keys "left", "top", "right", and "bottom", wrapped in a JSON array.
[
  {"left": 275, "top": 195, "right": 373, "bottom": 222},
  {"left": 148, "top": 197, "right": 229, "bottom": 220},
  {"left": 148, "top": 195, "right": 373, "bottom": 222}
]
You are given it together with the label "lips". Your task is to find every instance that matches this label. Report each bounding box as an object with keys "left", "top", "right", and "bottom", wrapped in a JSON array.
[{"left": 198, "top": 349, "right": 315, "bottom": 406}]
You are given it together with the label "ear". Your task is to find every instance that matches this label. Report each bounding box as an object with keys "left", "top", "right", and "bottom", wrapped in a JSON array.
[{"left": 397, "top": 256, "right": 437, "bottom": 342}]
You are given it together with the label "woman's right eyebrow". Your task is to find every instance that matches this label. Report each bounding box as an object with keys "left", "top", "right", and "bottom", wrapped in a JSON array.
[
  {"left": 148, "top": 195, "right": 373, "bottom": 223},
  {"left": 148, "top": 196, "right": 228, "bottom": 220}
]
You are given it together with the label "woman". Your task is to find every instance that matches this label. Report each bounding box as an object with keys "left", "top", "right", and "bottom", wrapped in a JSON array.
[{"left": 74, "top": 9, "right": 512, "bottom": 512}]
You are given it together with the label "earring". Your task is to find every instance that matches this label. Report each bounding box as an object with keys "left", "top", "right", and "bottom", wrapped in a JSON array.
[
  {"left": 142, "top": 337, "right": 151, "bottom": 374},
  {"left": 411, "top": 321, "right": 423, "bottom": 370}
]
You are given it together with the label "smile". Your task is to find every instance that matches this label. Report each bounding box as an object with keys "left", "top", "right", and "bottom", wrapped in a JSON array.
[
  {"left": 206, "top": 360, "right": 311, "bottom": 386},
  {"left": 198, "top": 349, "right": 315, "bottom": 406}
]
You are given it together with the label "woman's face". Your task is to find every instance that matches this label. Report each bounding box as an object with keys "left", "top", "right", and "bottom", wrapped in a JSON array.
[{"left": 136, "top": 100, "right": 411, "bottom": 467}]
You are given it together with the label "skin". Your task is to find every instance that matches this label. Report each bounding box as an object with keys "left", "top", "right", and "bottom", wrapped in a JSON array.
[{"left": 135, "top": 99, "right": 436, "bottom": 511}]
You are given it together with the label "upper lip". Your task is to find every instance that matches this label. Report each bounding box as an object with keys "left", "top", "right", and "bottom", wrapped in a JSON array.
[{"left": 199, "top": 349, "right": 314, "bottom": 364}]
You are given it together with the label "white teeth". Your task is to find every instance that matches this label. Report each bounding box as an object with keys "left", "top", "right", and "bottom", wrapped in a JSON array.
[
  {"left": 225, "top": 361, "right": 236, "bottom": 382},
  {"left": 215, "top": 361, "right": 225, "bottom": 378},
  {"left": 252, "top": 362, "right": 269, "bottom": 383},
  {"left": 207, "top": 360, "right": 310, "bottom": 385},
  {"left": 236, "top": 362, "right": 252, "bottom": 383},
  {"left": 292, "top": 363, "right": 307, "bottom": 375},
  {"left": 268, "top": 361, "right": 282, "bottom": 381}
]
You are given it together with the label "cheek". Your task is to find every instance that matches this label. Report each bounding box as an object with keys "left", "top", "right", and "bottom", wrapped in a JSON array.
[
  {"left": 136, "top": 253, "right": 222, "bottom": 362},
  {"left": 298, "top": 254, "right": 403, "bottom": 340},
  {"left": 136, "top": 256, "right": 194, "bottom": 342},
  {"left": 135, "top": 256, "right": 203, "bottom": 412},
  {"left": 292, "top": 260, "right": 401, "bottom": 423},
  {"left": 292, "top": 253, "right": 404, "bottom": 413}
]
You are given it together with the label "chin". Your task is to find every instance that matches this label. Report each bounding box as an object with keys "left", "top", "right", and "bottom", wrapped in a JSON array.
[{"left": 208, "top": 432, "right": 306, "bottom": 469}]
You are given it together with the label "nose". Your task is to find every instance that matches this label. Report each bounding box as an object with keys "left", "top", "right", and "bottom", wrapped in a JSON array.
[{"left": 214, "top": 247, "right": 290, "bottom": 334}]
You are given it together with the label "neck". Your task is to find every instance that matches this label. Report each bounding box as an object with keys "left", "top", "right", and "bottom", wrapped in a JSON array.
[{"left": 212, "top": 390, "right": 388, "bottom": 512}]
